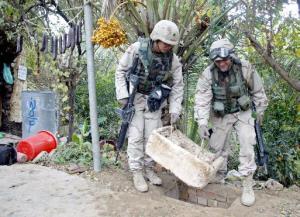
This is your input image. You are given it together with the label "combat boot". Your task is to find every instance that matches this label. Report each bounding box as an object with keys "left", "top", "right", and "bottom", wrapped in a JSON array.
[
  {"left": 145, "top": 168, "right": 162, "bottom": 185},
  {"left": 133, "top": 170, "right": 148, "bottom": 192},
  {"left": 241, "top": 175, "right": 255, "bottom": 206}
]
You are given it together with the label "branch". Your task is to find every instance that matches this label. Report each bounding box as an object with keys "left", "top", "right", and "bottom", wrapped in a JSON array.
[
  {"left": 45, "top": 1, "right": 82, "bottom": 55},
  {"left": 244, "top": 32, "right": 300, "bottom": 92},
  {"left": 23, "top": 2, "right": 44, "bottom": 15},
  {"left": 49, "top": 0, "right": 70, "bottom": 24}
]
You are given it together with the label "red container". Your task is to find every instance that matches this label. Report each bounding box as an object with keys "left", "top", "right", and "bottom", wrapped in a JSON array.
[{"left": 17, "top": 131, "right": 58, "bottom": 160}]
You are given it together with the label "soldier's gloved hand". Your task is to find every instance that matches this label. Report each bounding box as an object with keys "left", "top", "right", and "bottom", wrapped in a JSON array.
[
  {"left": 256, "top": 113, "right": 264, "bottom": 125},
  {"left": 170, "top": 113, "right": 180, "bottom": 124},
  {"left": 199, "top": 125, "right": 210, "bottom": 140},
  {"left": 118, "top": 98, "right": 128, "bottom": 107}
]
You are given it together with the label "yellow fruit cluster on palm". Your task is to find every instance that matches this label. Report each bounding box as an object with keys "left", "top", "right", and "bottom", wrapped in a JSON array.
[{"left": 92, "top": 17, "right": 127, "bottom": 48}]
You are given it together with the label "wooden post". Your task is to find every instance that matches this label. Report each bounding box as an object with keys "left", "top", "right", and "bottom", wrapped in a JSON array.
[{"left": 9, "top": 53, "right": 27, "bottom": 123}]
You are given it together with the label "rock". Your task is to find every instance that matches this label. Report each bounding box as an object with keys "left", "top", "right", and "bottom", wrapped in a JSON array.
[
  {"left": 67, "top": 163, "right": 88, "bottom": 174},
  {"left": 257, "top": 208, "right": 265, "bottom": 213},
  {"left": 288, "top": 184, "right": 300, "bottom": 192},
  {"left": 265, "top": 179, "right": 284, "bottom": 191},
  {"left": 253, "top": 181, "right": 264, "bottom": 190}
]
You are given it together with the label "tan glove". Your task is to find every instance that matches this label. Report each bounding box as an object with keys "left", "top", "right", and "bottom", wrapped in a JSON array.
[
  {"left": 170, "top": 113, "right": 180, "bottom": 124},
  {"left": 118, "top": 98, "right": 128, "bottom": 107},
  {"left": 199, "top": 125, "right": 210, "bottom": 140}
]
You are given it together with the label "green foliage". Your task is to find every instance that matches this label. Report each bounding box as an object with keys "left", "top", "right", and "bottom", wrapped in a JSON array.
[
  {"left": 272, "top": 17, "right": 300, "bottom": 81},
  {"left": 239, "top": 12, "right": 300, "bottom": 186},
  {"left": 101, "top": 143, "right": 120, "bottom": 167},
  {"left": 54, "top": 120, "right": 121, "bottom": 168},
  {"left": 263, "top": 82, "right": 300, "bottom": 186},
  {"left": 54, "top": 120, "right": 93, "bottom": 166},
  {"left": 184, "top": 57, "right": 209, "bottom": 141},
  {"left": 109, "top": 0, "right": 239, "bottom": 67},
  {"left": 75, "top": 69, "right": 119, "bottom": 139},
  {"left": 0, "top": 1, "right": 19, "bottom": 30}
]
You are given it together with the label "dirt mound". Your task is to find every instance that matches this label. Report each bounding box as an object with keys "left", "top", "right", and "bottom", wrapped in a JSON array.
[{"left": 0, "top": 164, "right": 299, "bottom": 217}]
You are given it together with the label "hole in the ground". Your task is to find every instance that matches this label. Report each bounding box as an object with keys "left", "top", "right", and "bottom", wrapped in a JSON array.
[{"left": 165, "top": 180, "right": 241, "bottom": 209}]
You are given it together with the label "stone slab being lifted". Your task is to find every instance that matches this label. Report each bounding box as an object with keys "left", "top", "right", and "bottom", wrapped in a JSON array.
[{"left": 146, "top": 126, "right": 224, "bottom": 189}]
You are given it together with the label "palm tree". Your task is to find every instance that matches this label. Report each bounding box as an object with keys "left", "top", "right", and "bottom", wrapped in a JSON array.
[
  {"left": 96, "top": 0, "right": 240, "bottom": 135},
  {"left": 97, "top": 0, "right": 239, "bottom": 70}
]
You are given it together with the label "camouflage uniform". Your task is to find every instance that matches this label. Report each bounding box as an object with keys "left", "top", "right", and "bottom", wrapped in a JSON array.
[
  {"left": 195, "top": 59, "right": 268, "bottom": 175},
  {"left": 115, "top": 41, "right": 183, "bottom": 171},
  {"left": 194, "top": 38, "right": 268, "bottom": 206},
  {"left": 115, "top": 20, "right": 183, "bottom": 176}
]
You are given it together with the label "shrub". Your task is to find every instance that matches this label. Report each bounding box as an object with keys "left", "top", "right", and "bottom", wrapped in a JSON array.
[
  {"left": 75, "top": 71, "right": 119, "bottom": 140},
  {"left": 263, "top": 83, "right": 300, "bottom": 186}
]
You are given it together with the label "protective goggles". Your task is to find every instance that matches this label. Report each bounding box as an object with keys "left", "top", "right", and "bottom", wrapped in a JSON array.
[{"left": 209, "top": 47, "right": 234, "bottom": 60}]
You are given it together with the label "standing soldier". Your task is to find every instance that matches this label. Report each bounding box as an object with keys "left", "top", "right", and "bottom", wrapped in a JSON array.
[
  {"left": 115, "top": 20, "right": 184, "bottom": 192},
  {"left": 194, "top": 38, "right": 268, "bottom": 206}
]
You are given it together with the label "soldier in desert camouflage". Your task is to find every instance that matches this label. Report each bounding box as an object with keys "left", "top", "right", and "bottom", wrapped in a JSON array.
[
  {"left": 115, "top": 20, "right": 184, "bottom": 192},
  {"left": 194, "top": 38, "right": 268, "bottom": 206}
]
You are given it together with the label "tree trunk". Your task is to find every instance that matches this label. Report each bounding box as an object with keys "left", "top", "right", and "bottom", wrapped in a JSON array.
[
  {"left": 9, "top": 54, "right": 27, "bottom": 124},
  {"left": 245, "top": 32, "right": 300, "bottom": 92},
  {"left": 67, "top": 72, "right": 76, "bottom": 142}
]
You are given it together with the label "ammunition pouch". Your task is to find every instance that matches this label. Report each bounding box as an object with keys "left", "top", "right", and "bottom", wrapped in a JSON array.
[
  {"left": 147, "top": 84, "right": 171, "bottom": 112},
  {"left": 237, "top": 95, "right": 251, "bottom": 111},
  {"left": 213, "top": 101, "right": 225, "bottom": 116},
  {"left": 229, "top": 85, "right": 240, "bottom": 97},
  {"left": 212, "top": 86, "right": 226, "bottom": 100}
]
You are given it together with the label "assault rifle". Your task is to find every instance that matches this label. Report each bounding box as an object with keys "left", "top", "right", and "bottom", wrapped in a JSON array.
[
  {"left": 115, "top": 57, "right": 140, "bottom": 162},
  {"left": 252, "top": 103, "right": 268, "bottom": 174}
]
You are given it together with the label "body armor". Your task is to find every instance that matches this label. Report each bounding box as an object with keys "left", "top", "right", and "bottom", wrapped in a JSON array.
[
  {"left": 211, "top": 61, "right": 250, "bottom": 116},
  {"left": 136, "top": 38, "right": 173, "bottom": 95}
]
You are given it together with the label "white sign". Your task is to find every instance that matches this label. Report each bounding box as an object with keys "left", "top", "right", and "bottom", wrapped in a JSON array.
[{"left": 18, "top": 65, "right": 27, "bottom": 81}]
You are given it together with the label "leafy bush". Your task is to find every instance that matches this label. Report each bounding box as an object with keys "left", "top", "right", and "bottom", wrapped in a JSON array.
[
  {"left": 263, "top": 82, "right": 300, "bottom": 186},
  {"left": 54, "top": 121, "right": 93, "bottom": 166},
  {"left": 75, "top": 71, "right": 119, "bottom": 140},
  {"left": 54, "top": 120, "right": 121, "bottom": 168},
  {"left": 101, "top": 143, "right": 120, "bottom": 167}
]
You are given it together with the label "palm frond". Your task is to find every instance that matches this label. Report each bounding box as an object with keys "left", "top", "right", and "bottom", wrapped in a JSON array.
[{"left": 101, "top": 0, "right": 117, "bottom": 19}]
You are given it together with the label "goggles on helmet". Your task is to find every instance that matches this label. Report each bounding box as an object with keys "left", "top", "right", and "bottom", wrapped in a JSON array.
[{"left": 209, "top": 47, "right": 233, "bottom": 60}]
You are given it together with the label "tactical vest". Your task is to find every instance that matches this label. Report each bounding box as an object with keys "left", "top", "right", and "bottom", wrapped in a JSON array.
[
  {"left": 136, "top": 38, "right": 173, "bottom": 94},
  {"left": 211, "top": 61, "right": 251, "bottom": 116}
]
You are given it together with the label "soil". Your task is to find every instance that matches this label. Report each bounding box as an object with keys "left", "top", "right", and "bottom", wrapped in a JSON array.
[{"left": 0, "top": 162, "right": 299, "bottom": 217}]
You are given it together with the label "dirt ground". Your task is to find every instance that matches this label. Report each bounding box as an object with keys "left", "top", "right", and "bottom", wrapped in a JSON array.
[{"left": 0, "top": 163, "right": 299, "bottom": 217}]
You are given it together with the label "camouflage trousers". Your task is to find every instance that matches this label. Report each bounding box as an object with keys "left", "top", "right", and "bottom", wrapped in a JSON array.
[
  {"left": 209, "top": 109, "right": 257, "bottom": 176},
  {"left": 127, "top": 93, "right": 163, "bottom": 171}
]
